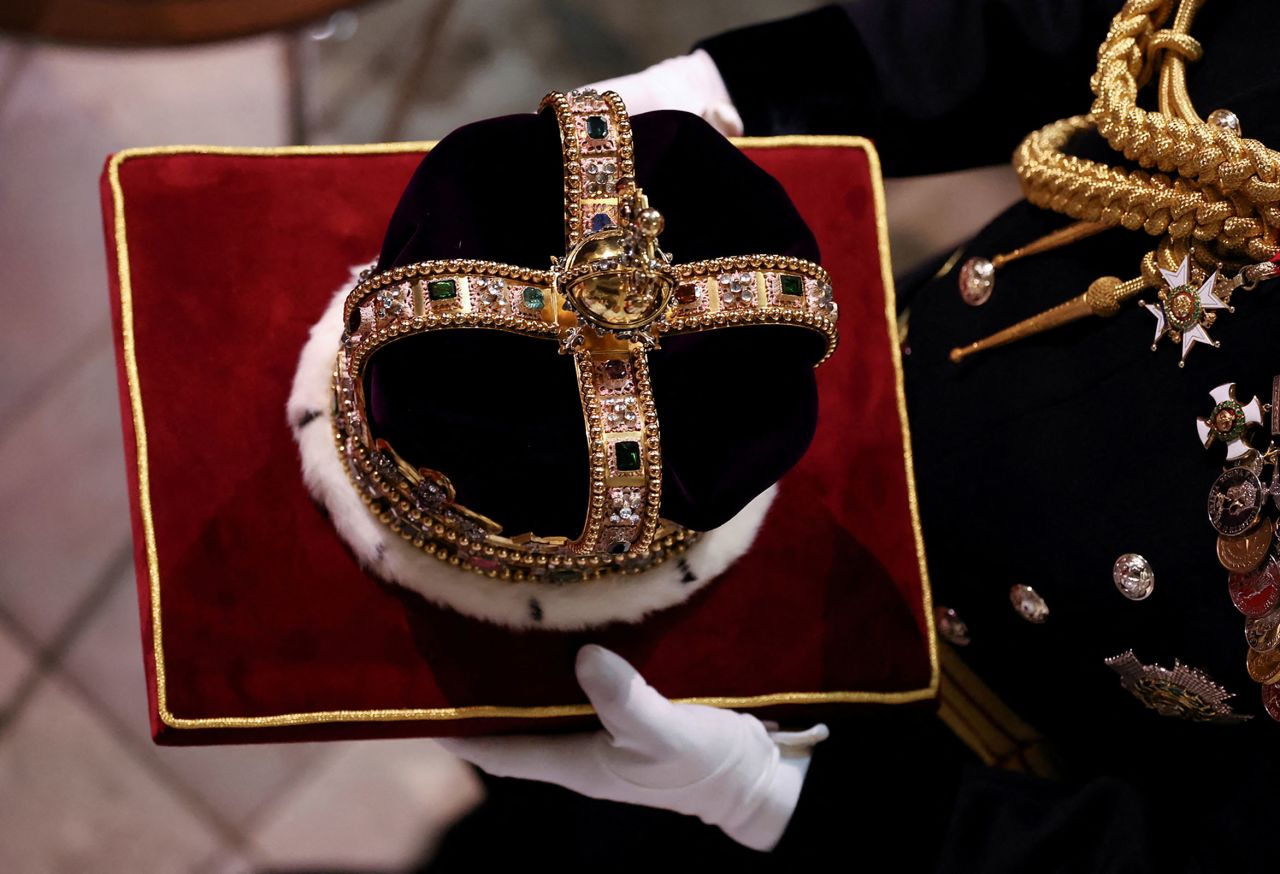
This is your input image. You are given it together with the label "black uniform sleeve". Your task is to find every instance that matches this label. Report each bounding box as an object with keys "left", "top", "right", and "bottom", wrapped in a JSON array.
[
  {"left": 696, "top": 1, "right": 1122, "bottom": 176},
  {"left": 768, "top": 712, "right": 971, "bottom": 867}
]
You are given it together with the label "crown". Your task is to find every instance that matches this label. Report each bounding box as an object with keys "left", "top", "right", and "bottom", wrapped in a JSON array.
[{"left": 331, "top": 91, "right": 838, "bottom": 584}]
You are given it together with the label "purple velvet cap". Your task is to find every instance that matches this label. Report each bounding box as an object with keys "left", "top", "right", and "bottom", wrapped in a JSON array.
[{"left": 367, "top": 108, "right": 825, "bottom": 536}]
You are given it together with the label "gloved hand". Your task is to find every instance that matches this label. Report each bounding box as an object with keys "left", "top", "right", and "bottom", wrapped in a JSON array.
[
  {"left": 437, "top": 644, "right": 827, "bottom": 852},
  {"left": 582, "top": 48, "right": 745, "bottom": 137}
]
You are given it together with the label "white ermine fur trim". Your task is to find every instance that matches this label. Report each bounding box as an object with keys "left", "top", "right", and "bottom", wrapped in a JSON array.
[{"left": 287, "top": 263, "right": 775, "bottom": 630}]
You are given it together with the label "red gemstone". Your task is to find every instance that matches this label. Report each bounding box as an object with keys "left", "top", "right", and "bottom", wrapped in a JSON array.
[
  {"left": 674, "top": 283, "right": 699, "bottom": 305},
  {"left": 467, "top": 555, "right": 500, "bottom": 572},
  {"left": 602, "top": 359, "right": 628, "bottom": 380},
  {"left": 1263, "top": 683, "right": 1280, "bottom": 722},
  {"left": 1229, "top": 559, "right": 1280, "bottom": 618}
]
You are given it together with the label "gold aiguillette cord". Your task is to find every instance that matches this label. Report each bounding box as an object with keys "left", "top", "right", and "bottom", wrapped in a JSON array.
[{"left": 949, "top": 275, "right": 1145, "bottom": 363}]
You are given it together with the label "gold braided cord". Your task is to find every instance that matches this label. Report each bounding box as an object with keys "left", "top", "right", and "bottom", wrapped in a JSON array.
[
  {"left": 1091, "top": 0, "right": 1280, "bottom": 219},
  {"left": 1016, "top": 0, "right": 1280, "bottom": 268},
  {"left": 954, "top": 0, "right": 1280, "bottom": 364},
  {"left": 1014, "top": 114, "right": 1274, "bottom": 265}
]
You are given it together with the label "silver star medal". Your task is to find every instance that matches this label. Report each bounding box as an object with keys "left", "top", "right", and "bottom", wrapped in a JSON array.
[
  {"left": 1196, "top": 383, "right": 1264, "bottom": 461},
  {"left": 1105, "top": 650, "right": 1250, "bottom": 723},
  {"left": 1142, "top": 256, "right": 1231, "bottom": 366}
]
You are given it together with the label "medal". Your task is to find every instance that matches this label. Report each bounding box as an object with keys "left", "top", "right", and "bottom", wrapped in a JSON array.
[
  {"left": 1199, "top": 376, "right": 1280, "bottom": 719},
  {"left": 1142, "top": 256, "right": 1231, "bottom": 366},
  {"left": 1216, "top": 522, "right": 1274, "bottom": 574},
  {"left": 1208, "top": 467, "right": 1265, "bottom": 536},
  {"left": 1245, "top": 608, "right": 1280, "bottom": 653},
  {"left": 1106, "top": 650, "right": 1250, "bottom": 723},
  {"left": 1229, "top": 560, "right": 1280, "bottom": 618},
  {"left": 1196, "top": 383, "right": 1264, "bottom": 460},
  {"left": 1247, "top": 647, "right": 1280, "bottom": 684},
  {"left": 1264, "top": 683, "right": 1280, "bottom": 721}
]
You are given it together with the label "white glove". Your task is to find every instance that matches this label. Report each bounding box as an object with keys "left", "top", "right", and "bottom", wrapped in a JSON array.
[
  {"left": 583, "top": 49, "right": 745, "bottom": 137},
  {"left": 437, "top": 644, "right": 827, "bottom": 852}
]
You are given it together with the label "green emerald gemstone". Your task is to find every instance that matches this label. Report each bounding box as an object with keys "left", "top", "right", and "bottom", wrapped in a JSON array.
[
  {"left": 614, "top": 440, "right": 641, "bottom": 472},
  {"left": 780, "top": 274, "right": 804, "bottom": 296},
  {"left": 427, "top": 279, "right": 456, "bottom": 301},
  {"left": 522, "top": 286, "right": 545, "bottom": 309},
  {"left": 586, "top": 115, "right": 608, "bottom": 140}
]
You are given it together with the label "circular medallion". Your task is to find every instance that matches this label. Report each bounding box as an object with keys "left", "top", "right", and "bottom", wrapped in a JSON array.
[
  {"left": 1216, "top": 521, "right": 1274, "bottom": 573},
  {"left": 1207, "top": 467, "right": 1265, "bottom": 536},
  {"left": 1113, "top": 553, "right": 1155, "bottom": 600},
  {"left": 1246, "top": 646, "right": 1280, "bottom": 684},
  {"left": 958, "top": 257, "right": 995, "bottom": 306},
  {"left": 1163, "top": 285, "right": 1202, "bottom": 332},
  {"left": 1009, "top": 584, "right": 1049, "bottom": 623},
  {"left": 1229, "top": 559, "right": 1280, "bottom": 618},
  {"left": 1245, "top": 607, "right": 1280, "bottom": 653},
  {"left": 1263, "top": 683, "right": 1280, "bottom": 722}
]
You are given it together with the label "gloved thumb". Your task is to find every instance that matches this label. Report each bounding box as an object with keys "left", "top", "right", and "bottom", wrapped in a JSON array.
[
  {"left": 575, "top": 644, "right": 755, "bottom": 789},
  {"left": 768, "top": 724, "right": 829, "bottom": 749},
  {"left": 575, "top": 644, "right": 676, "bottom": 750}
]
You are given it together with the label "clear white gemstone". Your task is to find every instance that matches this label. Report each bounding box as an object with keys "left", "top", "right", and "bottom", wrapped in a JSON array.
[{"left": 1207, "top": 108, "right": 1241, "bottom": 135}]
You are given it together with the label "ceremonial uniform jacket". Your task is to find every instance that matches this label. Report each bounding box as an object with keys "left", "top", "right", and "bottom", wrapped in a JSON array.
[{"left": 426, "top": 3, "right": 1280, "bottom": 871}]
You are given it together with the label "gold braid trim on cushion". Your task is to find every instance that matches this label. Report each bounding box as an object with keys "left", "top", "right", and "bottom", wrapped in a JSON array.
[{"left": 331, "top": 91, "right": 839, "bottom": 583}]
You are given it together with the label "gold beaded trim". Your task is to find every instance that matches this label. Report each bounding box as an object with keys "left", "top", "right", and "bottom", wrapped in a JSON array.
[
  {"left": 569, "top": 348, "right": 666, "bottom": 556},
  {"left": 330, "top": 367, "right": 695, "bottom": 581},
  {"left": 333, "top": 91, "right": 839, "bottom": 584},
  {"left": 342, "top": 259, "right": 556, "bottom": 333},
  {"left": 665, "top": 256, "right": 837, "bottom": 364},
  {"left": 539, "top": 89, "right": 636, "bottom": 248}
]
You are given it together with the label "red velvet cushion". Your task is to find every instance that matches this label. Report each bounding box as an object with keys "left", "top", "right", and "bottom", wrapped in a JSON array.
[{"left": 99, "top": 138, "right": 937, "bottom": 743}]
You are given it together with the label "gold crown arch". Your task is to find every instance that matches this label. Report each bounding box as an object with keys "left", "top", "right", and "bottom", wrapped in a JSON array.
[{"left": 332, "top": 91, "right": 838, "bottom": 584}]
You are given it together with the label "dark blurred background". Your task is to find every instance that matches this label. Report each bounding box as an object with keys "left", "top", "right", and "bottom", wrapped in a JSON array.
[{"left": 0, "top": 1, "right": 1017, "bottom": 870}]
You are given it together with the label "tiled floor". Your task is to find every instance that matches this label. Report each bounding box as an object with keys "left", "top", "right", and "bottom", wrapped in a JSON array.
[{"left": 0, "top": 1, "right": 1018, "bottom": 870}]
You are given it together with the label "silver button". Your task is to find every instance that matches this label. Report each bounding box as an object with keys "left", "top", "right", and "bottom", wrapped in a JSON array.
[
  {"left": 1113, "top": 553, "right": 1155, "bottom": 601},
  {"left": 958, "top": 257, "right": 995, "bottom": 306},
  {"left": 935, "top": 606, "right": 971, "bottom": 646},
  {"left": 1009, "top": 584, "right": 1049, "bottom": 623}
]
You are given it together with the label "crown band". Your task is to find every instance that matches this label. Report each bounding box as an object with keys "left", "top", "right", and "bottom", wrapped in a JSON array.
[{"left": 332, "top": 91, "right": 838, "bottom": 584}]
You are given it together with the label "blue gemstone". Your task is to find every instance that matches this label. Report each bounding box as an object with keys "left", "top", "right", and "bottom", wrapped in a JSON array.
[
  {"left": 521, "top": 286, "right": 545, "bottom": 310},
  {"left": 591, "top": 212, "right": 612, "bottom": 232}
]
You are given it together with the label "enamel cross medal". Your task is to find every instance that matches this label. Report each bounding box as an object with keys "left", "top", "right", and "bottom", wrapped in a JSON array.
[
  {"left": 1196, "top": 376, "right": 1280, "bottom": 721},
  {"left": 1143, "top": 256, "right": 1231, "bottom": 366},
  {"left": 1197, "top": 384, "right": 1265, "bottom": 461}
]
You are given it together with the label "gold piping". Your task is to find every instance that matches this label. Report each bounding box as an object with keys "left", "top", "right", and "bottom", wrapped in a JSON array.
[
  {"left": 937, "top": 646, "right": 1057, "bottom": 777},
  {"left": 107, "top": 135, "right": 938, "bottom": 730}
]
